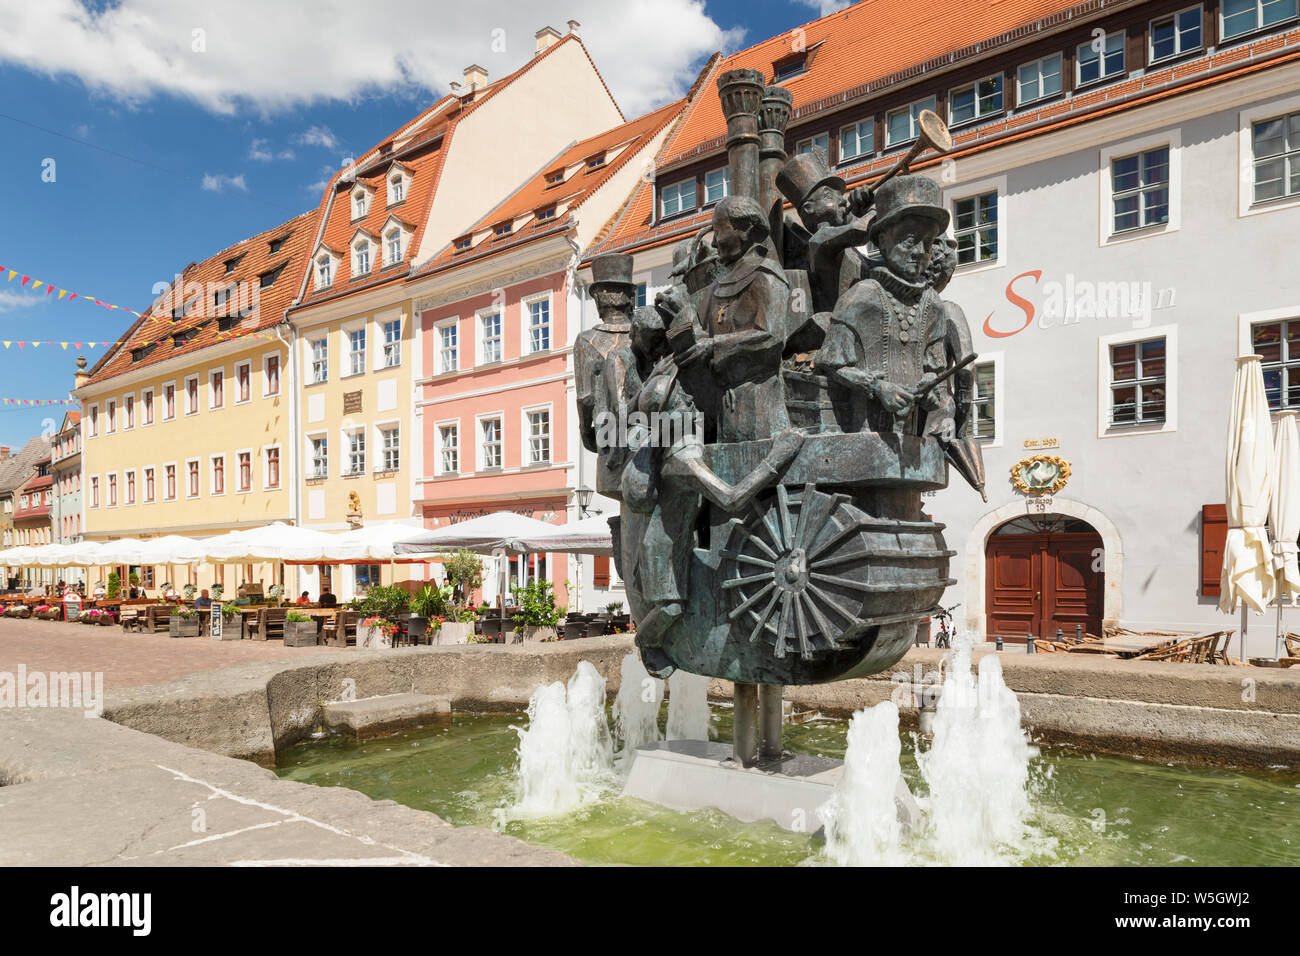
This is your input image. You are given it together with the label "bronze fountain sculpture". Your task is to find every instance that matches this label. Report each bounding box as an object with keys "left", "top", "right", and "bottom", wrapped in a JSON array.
[{"left": 577, "top": 68, "right": 986, "bottom": 767}]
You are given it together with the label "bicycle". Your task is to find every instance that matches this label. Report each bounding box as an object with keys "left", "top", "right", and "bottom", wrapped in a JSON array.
[{"left": 933, "top": 602, "right": 961, "bottom": 649}]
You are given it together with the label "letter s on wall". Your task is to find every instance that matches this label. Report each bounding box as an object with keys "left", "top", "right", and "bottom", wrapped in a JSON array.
[{"left": 983, "top": 269, "right": 1042, "bottom": 338}]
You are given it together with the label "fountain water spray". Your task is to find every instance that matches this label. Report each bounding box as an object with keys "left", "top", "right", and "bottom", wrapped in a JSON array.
[
  {"left": 612, "top": 652, "right": 663, "bottom": 765},
  {"left": 665, "top": 670, "right": 711, "bottom": 741},
  {"left": 818, "top": 701, "right": 905, "bottom": 866}
]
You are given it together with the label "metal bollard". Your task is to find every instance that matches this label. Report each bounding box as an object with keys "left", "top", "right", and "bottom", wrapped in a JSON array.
[
  {"left": 995, "top": 634, "right": 1004, "bottom": 651},
  {"left": 1076, "top": 624, "right": 1083, "bottom": 643},
  {"left": 1026, "top": 633, "right": 1035, "bottom": 654}
]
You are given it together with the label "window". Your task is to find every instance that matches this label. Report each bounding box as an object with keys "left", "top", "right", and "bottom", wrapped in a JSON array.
[
  {"left": 124, "top": 394, "right": 135, "bottom": 429},
  {"left": 480, "top": 312, "right": 502, "bottom": 364},
  {"left": 494, "top": 220, "right": 513, "bottom": 238},
  {"left": 385, "top": 227, "right": 404, "bottom": 265},
  {"left": 388, "top": 168, "right": 408, "bottom": 204},
  {"left": 1150, "top": 6, "right": 1203, "bottom": 62},
  {"left": 352, "top": 239, "right": 372, "bottom": 276},
  {"left": 1077, "top": 31, "right": 1125, "bottom": 87},
  {"left": 1017, "top": 53, "right": 1063, "bottom": 104},
  {"left": 315, "top": 254, "right": 333, "bottom": 289},
  {"left": 545, "top": 169, "right": 564, "bottom": 186},
  {"left": 236, "top": 362, "right": 251, "bottom": 403},
  {"left": 380, "top": 427, "right": 400, "bottom": 471},
  {"left": 438, "top": 322, "right": 458, "bottom": 373},
  {"left": 310, "top": 337, "right": 328, "bottom": 384},
  {"left": 259, "top": 264, "right": 286, "bottom": 288},
  {"left": 89, "top": 405, "right": 98, "bottom": 437},
  {"left": 1252, "top": 110, "right": 1300, "bottom": 204},
  {"left": 526, "top": 409, "right": 551, "bottom": 465},
  {"left": 438, "top": 423, "right": 458, "bottom": 474},
  {"left": 773, "top": 55, "right": 807, "bottom": 82},
  {"left": 126, "top": 470, "right": 136, "bottom": 505},
  {"left": 212, "top": 456, "right": 225, "bottom": 495},
  {"left": 586, "top": 152, "right": 606, "bottom": 169},
  {"left": 661, "top": 179, "right": 697, "bottom": 218},
  {"left": 704, "top": 167, "right": 730, "bottom": 204},
  {"left": 1111, "top": 146, "right": 1170, "bottom": 233},
  {"left": 210, "top": 370, "right": 224, "bottom": 409},
  {"left": 1222, "top": 0, "right": 1297, "bottom": 39},
  {"left": 949, "top": 75, "right": 1003, "bottom": 125},
  {"left": 346, "top": 430, "right": 366, "bottom": 475},
  {"left": 1109, "top": 337, "right": 1166, "bottom": 425},
  {"left": 480, "top": 417, "right": 503, "bottom": 469},
  {"left": 108, "top": 473, "right": 117, "bottom": 507},
  {"left": 454, "top": 235, "right": 472, "bottom": 251},
  {"left": 635, "top": 283, "right": 648, "bottom": 309},
  {"left": 381, "top": 319, "right": 401, "bottom": 368},
  {"left": 185, "top": 376, "right": 199, "bottom": 415},
  {"left": 311, "top": 436, "right": 328, "bottom": 479},
  {"left": 107, "top": 400, "right": 116, "bottom": 433},
  {"left": 269, "top": 235, "right": 286, "bottom": 254},
  {"left": 953, "top": 191, "right": 998, "bottom": 264},
  {"left": 347, "top": 328, "right": 366, "bottom": 376},
  {"left": 163, "top": 384, "right": 175, "bottom": 420},
  {"left": 535, "top": 206, "right": 556, "bottom": 223},
  {"left": 886, "top": 97, "right": 937, "bottom": 147},
  {"left": 839, "top": 119, "right": 874, "bottom": 163},
  {"left": 526, "top": 298, "right": 551, "bottom": 354},
  {"left": 165, "top": 465, "right": 176, "bottom": 501},
  {"left": 264, "top": 355, "right": 280, "bottom": 396},
  {"left": 187, "top": 460, "right": 199, "bottom": 498},
  {"left": 90, "top": 477, "right": 99, "bottom": 508},
  {"left": 351, "top": 186, "right": 370, "bottom": 220},
  {"left": 238, "top": 452, "right": 252, "bottom": 492},
  {"left": 796, "top": 132, "right": 830, "bottom": 157},
  {"left": 1252, "top": 319, "right": 1300, "bottom": 408},
  {"left": 142, "top": 388, "right": 154, "bottom": 425},
  {"left": 145, "top": 467, "right": 155, "bottom": 503}
]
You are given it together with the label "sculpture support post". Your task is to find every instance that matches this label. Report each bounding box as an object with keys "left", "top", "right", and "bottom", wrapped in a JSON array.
[
  {"left": 758, "top": 683, "right": 784, "bottom": 760},
  {"left": 733, "top": 682, "right": 759, "bottom": 766},
  {"left": 717, "top": 68, "right": 766, "bottom": 201}
]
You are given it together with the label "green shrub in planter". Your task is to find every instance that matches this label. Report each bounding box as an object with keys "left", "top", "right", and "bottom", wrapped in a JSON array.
[{"left": 283, "top": 610, "right": 319, "bottom": 647}]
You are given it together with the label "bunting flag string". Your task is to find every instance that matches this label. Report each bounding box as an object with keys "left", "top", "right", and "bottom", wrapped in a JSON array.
[
  {"left": 0, "top": 397, "right": 79, "bottom": 406},
  {"left": 1, "top": 262, "right": 147, "bottom": 318},
  {"left": 0, "top": 329, "right": 282, "bottom": 351}
]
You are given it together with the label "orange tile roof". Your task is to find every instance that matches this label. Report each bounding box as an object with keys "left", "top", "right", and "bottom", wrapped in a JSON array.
[
  {"left": 414, "top": 98, "right": 686, "bottom": 276},
  {"left": 83, "top": 209, "right": 317, "bottom": 388}
]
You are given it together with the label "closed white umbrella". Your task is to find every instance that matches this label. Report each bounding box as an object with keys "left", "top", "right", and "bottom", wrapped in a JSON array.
[
  {"left": 1221, "top": 355, "right": 1276, "bottom": 660},
  {"left": 1271, "top": 410, "right": 1300, "bottom": 658}
]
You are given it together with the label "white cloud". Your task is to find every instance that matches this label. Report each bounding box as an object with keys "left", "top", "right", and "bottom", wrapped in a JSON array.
[
  {"left": 0, "top": 0, "right": 741, "bottom": 117},
  {"left": 248, "top": 137, "right": 273, "bottom": 161},
  {"left": 0, "top": 289, "right": 45, "bottom": 313},
  {"left": 793, "top": 0, "right": 852, "bottom": 16},
  {"left": 297, "top": 125, "right": 340, "bottom": 150},
  {"left": 201, "top": 173, "right": 248, "bottom": 192}
]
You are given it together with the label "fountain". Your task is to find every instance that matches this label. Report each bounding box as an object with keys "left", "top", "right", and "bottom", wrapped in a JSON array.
[
  {"left": 665, "top": 670, "right": 712, "bottom": 741},
  {"left": 612, "top": 652, "right": 663, "bottom": 765},
  {"left": 818, "top": 701, "right": 906, "bottom": 865}
]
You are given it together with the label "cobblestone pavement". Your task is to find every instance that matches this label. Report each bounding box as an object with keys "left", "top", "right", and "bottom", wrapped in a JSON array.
[{"left": 0, "top": 618, "right": 335, "bottom": 689}]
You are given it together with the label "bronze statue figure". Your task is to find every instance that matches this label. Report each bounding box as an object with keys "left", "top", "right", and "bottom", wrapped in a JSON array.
[{"left": 575, "top": 253, "right": 637, "bottom": 498}]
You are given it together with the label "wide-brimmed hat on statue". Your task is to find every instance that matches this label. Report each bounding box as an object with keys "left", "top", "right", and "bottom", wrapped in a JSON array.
[
  {"left": 868, "top": 174, "right": 950, "bottom": 244},
  {"left": 776, "top": 149, "right": 846, "bottom": 208},
  {"left": 589, "top": 252, "right": 636, "bottom": 290}
]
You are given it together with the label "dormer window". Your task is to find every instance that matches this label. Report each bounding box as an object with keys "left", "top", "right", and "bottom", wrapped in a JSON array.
[
  {"left": 773, "top": 55, "right": 807, "bottom": 83},
  {"left": 268, "top": 234, "right": 288, "bottom": 254},
  {"left": 131, "top": 343, "right": 156, "bottom": 363},
  {"left": 535, "top": 206, "right": 556, "bottom": 223},
  {"left": 586, "top": 152, "right": 606, "bottom": 169},
  {"left": 351, "top": 185, "right": 372, "bottom": 220},
  {"left": 388, "top": 164, "right": 411, "bottom": 205},
  {"left": 454, "top": 236, "right": 472, "bottom": 252},
  {"left": 259, "top": 263, "right": 286, "bottom": 288},
  {"left": 384, "top": 228, "right": 403, "bottom": 265},
  {"left": 493, "top": 220, "right": 513, "bottom": 238},
  {"left": 352, "top": 236, "right": 373, "bottom": 277},
  {"left": 545, "top": 169, "right": 565, "bottom": 186},
  {"left": 315, "top": 253, "right": 334, "bottom": 289},
  {"left": 223, "top": 255, "right": 243, "bottom": 274}
]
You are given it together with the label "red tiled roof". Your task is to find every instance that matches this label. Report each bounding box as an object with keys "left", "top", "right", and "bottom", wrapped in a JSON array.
[
  {"left": 83, "top": 210, "right": 317, "bottom": 388},
  {"left": 414, "top": 98, "right": 686, "bottom": 275}
]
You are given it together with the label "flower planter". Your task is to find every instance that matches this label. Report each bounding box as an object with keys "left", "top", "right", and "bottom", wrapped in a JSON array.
[
  {"left": 96, "top": 613, "right": 114, "bottom": 626},
  {"left": 434, "top": 621, "right": 474, "bottom": 645},
  {"left": 169, "top": 616, "right": 200, "bottom": 638},
  {"left": 521, "top": 625, "right": 558, "bottom": 642},
  {"left": 214, "top": 613, "right": 243, "bottom": 641},
  {"left": 357, "top": 625, "right": 392, "bottom": 649},
  {"left": 283, "top": 620, "right": 319, "bottom": 647}
]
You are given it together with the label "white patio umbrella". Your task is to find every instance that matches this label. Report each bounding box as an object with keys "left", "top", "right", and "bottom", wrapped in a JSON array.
[
  {"left": 509, "top": 514, "right": 614, "bottom": 556},
  {"left": 1270, "top": 410, "right": 1300, "bottom": 658},
  {"left": 1221, "top": 355, "right": 1276, "bottom": 660}
]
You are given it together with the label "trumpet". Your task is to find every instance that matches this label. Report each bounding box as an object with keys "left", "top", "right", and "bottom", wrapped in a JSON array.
[{"left": 870, "top": 109, "right": 953, "bottom": 193}]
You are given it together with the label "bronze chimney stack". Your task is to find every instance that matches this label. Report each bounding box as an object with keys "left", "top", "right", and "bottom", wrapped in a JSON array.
[
  {"left": 758, "top": 84, "right": 794, "bottom": 264},
  {"left": 716, "top": 68, "right": 766, "bottom": 201}
]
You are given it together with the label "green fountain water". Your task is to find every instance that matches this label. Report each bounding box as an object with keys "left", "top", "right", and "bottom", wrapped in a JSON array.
[{"left": 275, "top": 706, "right": 1300, "bottom": 867}]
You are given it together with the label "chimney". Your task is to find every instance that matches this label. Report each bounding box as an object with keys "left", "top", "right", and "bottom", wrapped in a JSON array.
[
  {"left": 449, "top": 80, "right": 462, "bottom": 95},
  {"left": 535, "top": 26, "right": 561, "bottom": 54},
  {"left": 0, "top": 447, "right": 9, "bottom": 462},
  {"left": 462, "top": 64, "right": 488, "bottom": 92},
  {"left": 73, "top": 355, "right": 89, "bottom": 390},
  {"left": 567, "top": 19, "right": 581, "bottom": 36}
]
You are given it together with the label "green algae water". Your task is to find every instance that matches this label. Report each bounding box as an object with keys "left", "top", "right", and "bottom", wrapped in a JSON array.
[{"left": 275, "top": 709, "right": 1300, "bottom": 866}]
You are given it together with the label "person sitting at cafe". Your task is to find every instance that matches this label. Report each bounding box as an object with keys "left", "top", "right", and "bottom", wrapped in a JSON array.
[
  {"left": 318, "top": 590, "right": 338, "bottom": 608},
  {"left": 296, "top": 590, "right": 311, "bottom": 605},
  {"left": 193, "top": 589, "right": 213, "bottom": 608}
]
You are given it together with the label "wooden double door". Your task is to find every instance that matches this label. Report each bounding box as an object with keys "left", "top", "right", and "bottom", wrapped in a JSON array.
[{"left": 986, "top": 524, "right": 1104, "bottom": 641}]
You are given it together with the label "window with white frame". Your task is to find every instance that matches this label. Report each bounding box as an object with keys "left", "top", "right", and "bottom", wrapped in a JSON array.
[
  {"left": 165, "top": 465, "right": 176, "bottom": 500},
  {"left": 211, "top": 456, "right": 225, "bottom": 495},
  {"left": 438, "top": 423, "right": 458, "bottom": 474},
  {"left": 381, "top": 319, "right": 401, "bottom": 367},
  {"left": 144, "top": 467, "right": 155, "bottom": 503},
  {"left": 351, "top": 185, "right": 371, "bottom": 220},
  {"left": 187, "top": 460, "right": 199, "bottom": 498},
  {"left": 125, "top": 469, "right": 136, "bottom": 505},
  {"left": 106, "top": 399, "right": 116, "bottom": 433},
  {"left": 384, "top": 227, "right": 404, "bottom": 265},
  {"left": 1222, "top": 0, "right": 1297, "bottom": 39},
  {"left": 210, "top": 369, "right": 224, "bottom": 409},
  {"left": 264, "top": 354, "right": 280, "bottom": 396},
  {"left": 480, "top": 416, "right": 502, "bottom": 469},
  {"left": 1016, "top": 53, "right": 1063, "bottom": 104},
  {"left": 185, "top": 376, "right": 199, "bottom": 415},
  {"left": 1252, "top": 319, "right": 1300, "bottom": 408},
  {"left": 839, "top": 119, "right": 874, "bottom": 163},
  {"left": 661, "top": 179, "right": 696, "bottom": 218},
  {"left": 949, "top": 75, "right": 1003, "bottom": 126},
  {"left": 236, "top": 362, "right": 251, "bottom": 403},
  {"left": 1252, "top": 110, "right": 1300, "bottom": 204},
  {"left": 163, "top": 384, "right": 176, "bottom": 420},
  {"left": 526, "top": 298, "right": 551, "bottom": 354},
  {"left": 88, "top": 405, "right": 98, "bottom": 437},
  {"left": 108, "top": 473, "right": 118, "bottom": 506},
  {"left": 953, "top": 191, "right": 998, "bottom": 264},
  {"left": 437, "top": 321, "right": 459, "bottom": 373},
  {"left": 124, "top": 394, "right": 135, "bottom": 429},
  {"left": 346, "top": 429, "right": 366, "bottom": 475},
  {"left": 635, "top": 283, "right": 647, "bottom": 308},
  {"left": 1150, "top": 6, "right": 1203, "bottom": 62},
  {"left": 90, "top": 476, "right": 99, "bottom": 508},
  {"left": 971, "top": 363, "right": 996, "bottom": 439},
  {"left": 480, "top": 311, "right": 502, "bottom": 364},
  {"left": 347, "top": 327, "right": 366, "bottom": 376},
  {"left": 1109, "top": 337, "right": 1167, "bottom": 425},
  {"left": 315, "top": 253, "right": 333, "bottom": 289},
  {"left": 1111, "top": 146, "right": 1170, "bottom": 233},
  {"left": 1077, "top": 31, "right": 1126, "bottom": 87},
  {"left": 526, "top": 409, "right": 551, "bottom": 465},
  {"left": 704, "top": 167, "right": 730, "bottom": 205},
  {"left": 795, "top": 132, "right": 830, "bottom": 156},
  {"left": 310, "top": 337, "right": 328, "bottom": 383},
  {"left": 142, "top": 388, "right": 154, "bottom": 425},
  {"left": 379, "top": 427, "right": 400, "bottom": 471},
  {"left": 238, "top": 452, "right": 252, "bottom": 492},
  {"left": 886, "top": 97, "right": 937, "bottom": 147},
  {"left": 310, "top": 436, "right": 328, "bottom": 479},
  {"left": 265, "top": 447, "right": 280, "bottom": 488},
  {"left": 352, "top": 238, "right": 372, "bottom": 276},
  {"left": 388, "top": 166, "right": 409, "bottom": 204}
]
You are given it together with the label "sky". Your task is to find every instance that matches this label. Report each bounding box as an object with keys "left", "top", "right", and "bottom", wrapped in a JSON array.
[{"left": 0, "top": 0, "right": 848, "bottom": 447}]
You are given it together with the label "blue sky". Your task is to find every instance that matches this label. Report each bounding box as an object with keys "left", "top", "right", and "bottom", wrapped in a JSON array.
[{"left": 0, "top": 0, "right": 843, "bottom": 446}]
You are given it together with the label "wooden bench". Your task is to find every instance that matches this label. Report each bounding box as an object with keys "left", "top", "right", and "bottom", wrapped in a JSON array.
[
  {"left": 145, "top": 605, "right": 177, "bottom": 633},
  {"left": 246, "top": 607, "right": 288, "bottom": 641},
  {"left": 321, "top": 610, "right": 356, "bottom": 647}
]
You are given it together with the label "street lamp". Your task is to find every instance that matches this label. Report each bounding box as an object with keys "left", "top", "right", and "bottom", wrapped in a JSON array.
[{"left": 576, "top": 484, "right": 598, "bottom": 517}]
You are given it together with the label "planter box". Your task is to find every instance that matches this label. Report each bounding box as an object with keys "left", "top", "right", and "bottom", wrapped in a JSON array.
[
  {"left": 169, "top": 616, "right": 200, "bottom": 638},
  {"left": 283, "top": 620, "right": 319, "bottom": 647},
  {"left": 434, "top": 621, "right": 474, "bottom": 645},
  {"left": 521, "top": 625, "right": 558, "bottom": 642},
  {"left": 96, "top": 614, "right": 114, "bottom": 626},
  {"left": 214, "top": 614, "right": 243, "bottom": 641},
  {"left": 357, "top": 625, "right": 392, "bottom": 649}
]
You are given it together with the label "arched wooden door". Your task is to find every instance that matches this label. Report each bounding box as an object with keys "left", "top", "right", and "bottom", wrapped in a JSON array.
[{"left": 985, "top": 515, "right": 1104, "bottom": 641}]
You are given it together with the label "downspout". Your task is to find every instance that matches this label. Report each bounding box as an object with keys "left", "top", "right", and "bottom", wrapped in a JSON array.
[
  {"left": 565, "top": 230, "right": 588, "bottom": 611},
  {"left": 275, "top": 319, "right": 298, "bottom": 595}
]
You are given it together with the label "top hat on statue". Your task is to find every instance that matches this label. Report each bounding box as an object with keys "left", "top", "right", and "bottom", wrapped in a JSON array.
[
  {"left": 776, "top": 148, "right": 846, "bottom": 208},
  {"left": 589, "top": 252, "right": 636, "bottom": 290},
  {"left": 867, "top": 174, "right": 950, "bottom": 244}
]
